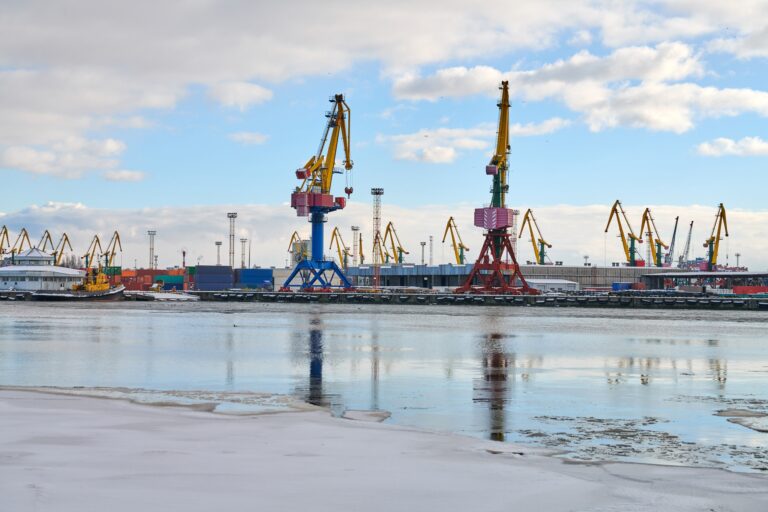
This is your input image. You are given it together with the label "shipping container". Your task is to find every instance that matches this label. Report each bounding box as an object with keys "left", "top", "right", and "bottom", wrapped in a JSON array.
[
  {"left": 611, "top": 282, "right": 632, "bottom": 291},
  {"left": 104, "top": 266, "right": 122, "bottom": 276},
  {"left": 155, "top": 274, "right": 184, "bottom": 285}
]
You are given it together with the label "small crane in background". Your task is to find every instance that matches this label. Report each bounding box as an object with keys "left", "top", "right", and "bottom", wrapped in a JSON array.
[
  {"left": 704, "top": 203, "right": 728, "bottom": 271},
  {"left": 53, "top": 233, "right": 73, "bottom": 266},
  {"left": 10, "top": 228, "right": 32, "bottom": 255},
  {"left": 519, "top": 209, "right": 552, "bottom": 265},
  {"left": 679, "top": 221, "right": 694, "bottom": 267},
  {"left": 0, "top": 226, "right": 10, "bottom": 257},
  {"left": 664, "top": 216, "right": 679, "bottom": 267},
  {"left": 103, "top": 231, "right": 122, "bottom": 268},
  {"left": 383, "top": 222, "right": 408, "bottom": 264},
  {"left": 605, "top": 200, "right": 643, "bottom": 266},
  {"left": 37, "top": 230, "right": 55, "bottom": 252},
  {"left": 442, "top": 217, "right": 469, "bottom": 264},
  {"left": 639, "top": 208, "right": 668, "bottom": 268},
  {"left": 329, "top": 227, "right": 352, "bottom": 270}
]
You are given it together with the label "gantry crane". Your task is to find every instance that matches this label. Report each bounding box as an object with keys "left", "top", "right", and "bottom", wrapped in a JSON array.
[
  {"left": 383, "top": 222, "right": 408, "bottom": 264},
  {"left": 704, "top": 203, "right": 728, "bottom": 271},
  {"left": 605, "top": 200, "right": 643, "bottom": 266},
  {"left": 102, "top": 231, "right": 122, "bottom": 267},
  {"left": 665, "top": 216, "right": 679, "bottom": 267},
  {"left": 457, "top": 81, "right": 533, "bottom": 294},
  {"left": 287, "top": 231, "right": 308, "bottom": 263},
  {"left": 329, "top": 227, "right": 352, "bottom": 269},
  {"left": 53, "top": 233, "right": 73, "bottom": 266},
  {"left": 10, "top": 228, "right": 32, "bottom": 255},
  {"left": 519, "top": 209, "right": 552, "bottom": 265},
  {"left": 0, "top": 226, "right": 10, "bottom": 257},
  {"left": 442, "top": 217, "right": 469, "bottom": 264},
  {"left": 37, "top": 230, "right": 55, "bottom": 252},
  {"left": 679, "top": 221, "right": 694, "bottom": 267},
  {"left": 283, "top": 93, "right": 354, "bottom": 291},
  {"left": 639, "top": 208, "right": 668, "bottom": 267}
]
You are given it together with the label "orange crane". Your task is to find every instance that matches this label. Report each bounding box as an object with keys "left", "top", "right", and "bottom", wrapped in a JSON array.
[
  {"left": 519, "top": 209, "right": 551, "bottom": 265},
  {"left": 442, "top": 217, "right": 469, "bottom": 264},
  {"left": 639, "top": 208, "right": 668, "bottom": 267},
  {"left": 605, "top": 200, "right": 643, "bottom": 266}
]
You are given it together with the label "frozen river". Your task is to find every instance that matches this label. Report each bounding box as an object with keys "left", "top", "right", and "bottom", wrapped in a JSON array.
[{"left": 1, "top": 302, "right": 767, "bottom": 472}]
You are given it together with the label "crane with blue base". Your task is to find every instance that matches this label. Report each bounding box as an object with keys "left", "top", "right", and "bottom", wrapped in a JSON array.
[{"left": 281, "top": 94, "right": 354, "bottom": 292}]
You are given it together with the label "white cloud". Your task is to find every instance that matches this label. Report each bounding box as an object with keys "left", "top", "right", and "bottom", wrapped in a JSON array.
[
  {"left": 708, "top": 27, "right": 768, "bottom": 59},
  {"left": 1, "top": 201, "right": 766, "bottom": 271},
  {"left": 697, "top": 136, "right": 768, "bottom": 157},
  {"left": 379, "top": 118, "right": 569, "bottom": 163},
  {"left": 228, "top": 132, "right": 269, "bottom": 145},
  {"left": 393, "top": 42, "right": 768, "bottom": 133},
  {"left": 103, "top": 170, "right": 146, "bottom": 182},
  {"left": 0, "top": 137, "right": 127, "bottom": 178},
  {"left": 568, "top": 30, "right": 593, "bottom": 46},
  {"left": 209, "top": 82, "right": 273, "bottom": 111}
]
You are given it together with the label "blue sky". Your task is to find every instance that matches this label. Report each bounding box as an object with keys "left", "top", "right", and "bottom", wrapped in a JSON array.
[{"left": 1, "top": 1, "right": 767, "bottom": 268}]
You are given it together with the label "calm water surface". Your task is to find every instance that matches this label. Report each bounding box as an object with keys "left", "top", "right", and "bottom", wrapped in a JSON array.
[{"left": 1, "top": 302, "right": 767, "bottom": 471}]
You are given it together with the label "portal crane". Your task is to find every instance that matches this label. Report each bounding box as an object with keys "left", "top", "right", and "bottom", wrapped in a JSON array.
[
  {"left": 665, "top": 216, "right": 679, "bottom": 266},
  {"left": 53, "top": 233, "right": 73, "bottom": 266},
  {"left": 287, "top": 231, "right": 308, "bottom": 263},
  {"left": 329, "top": 227, "right": 352, "bottom": 270},
  {"left": 75, "top": 235, "right": 110, "bottom": 292},
  {"left": 457, "top": 81, "right": 533, "bottom": 294},
  {"left": 383, "top": 222, "right": 408, "bottom": 264},
  {"left": 0, "top": 226, "right": 10, "bottom": 256},
  {"left": 639, "top": 208, "right": 668, "bottom": 267},
  {"left": 605, "top": 200, "right": 643, "bottom": 266},
  {"left": 37, "top": 230, "right": 55, "bottom": 252},
  {"left": 102, "top": 231, "right": 122, "bottom": 267},
  {"left": 519, "top": 209, "right": 552, "bottom": 265},
  {"left": 10, "top": 228, "right": 32, "bottom": 255},
  {"left": 704, "top": 203, "right": 728, "bottom": 271},
  {"left": 442, "top": 217, "right": 469, "bottom": 264},
  {"left": 679, "top": 221, "right": 694, "bottom": 267},
  {"left": 372, "top": 232, "right": 389, "bottom": 265},
  {"left": 82, "top": 235, "right": 103, "bottom": 269},
  {"left": 283, "top": 93, "right": 353, "bottom": 291}
]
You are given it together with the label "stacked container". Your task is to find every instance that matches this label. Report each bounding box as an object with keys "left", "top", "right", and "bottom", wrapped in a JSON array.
[
  {"left": 194, "top": 265, "right": 234, "bottom": 291},
  {"left": 234, "top": 268, "right": 273, "bottom": 289}
]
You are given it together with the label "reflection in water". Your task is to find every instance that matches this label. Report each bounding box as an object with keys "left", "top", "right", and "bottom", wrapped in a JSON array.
[
  {"left": 474, "top": 333, "right": 511, "bottom": 442},
  {"left": 225, "top": 332, "right": 234, "bottom": 387},
  {"left": 307, "top": 317, "right": 324, "bottom": 406}
]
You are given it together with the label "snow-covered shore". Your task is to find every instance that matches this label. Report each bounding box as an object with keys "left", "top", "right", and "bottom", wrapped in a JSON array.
[{"left": 1, "top": 389, "right": 766, "bottom": 512}]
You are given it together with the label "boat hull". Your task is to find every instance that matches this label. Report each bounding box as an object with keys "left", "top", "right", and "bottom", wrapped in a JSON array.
[{"left": 30, "top": 285, "right": 126, "bottom": 302}]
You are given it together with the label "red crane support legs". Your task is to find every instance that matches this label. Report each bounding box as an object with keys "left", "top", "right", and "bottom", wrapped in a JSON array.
[{"left": 456, "top": 229, "right": 534, "bottom": 295}]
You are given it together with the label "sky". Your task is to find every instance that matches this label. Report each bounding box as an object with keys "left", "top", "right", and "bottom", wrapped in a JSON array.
[{"left": 0, "top": 1, "right": 767, "bottom": 270}]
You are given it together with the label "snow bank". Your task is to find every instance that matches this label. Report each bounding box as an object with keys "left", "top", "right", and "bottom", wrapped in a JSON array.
[{"left": 1, "top": 390, "right": 766, "bottom": 512}]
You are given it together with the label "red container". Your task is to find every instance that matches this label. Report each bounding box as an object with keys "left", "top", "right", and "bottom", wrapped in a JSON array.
[
  {"left": 474, "top": 207, "right": 513, "bottom": 229},
  {"left": 634, "top": 260, "right": 646, "bottom": 267},
  {"left": 733, "top": 286, "right": 768, "bottom": 295},
  {"left": 334, "top": 197, "right": 346, "bottom": 209},
  {"left": 631, "top": 282, "right": 646, "bottom": 290}
]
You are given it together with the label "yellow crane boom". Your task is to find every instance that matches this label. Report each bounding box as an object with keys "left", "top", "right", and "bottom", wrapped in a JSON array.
[
  {"left": 82, "top": 235, "right": 103, "bottom": 269},
  {"left": 53, "top": 233, "right": 73, "bottom": 266},
  {"left": 487, "top": 81, "right": 510, "bottom": 208},
  {"left": 358, "top": 233, "right": 365, "bottom": 265},
  {"left": 287, "top": 231, "right": 308, "bottom": 262},
  {"left": 295, "top": 95, "right": 353, "bottom": 196},
  {"left": 639, "top": 208, "right": 668, "bottom": 267},
  {"left": 0, "top": 226, "right": 10, "bottom": 256},
  {"left": 605, "top": 200, "right": 642, "bottom": 266},
  {"left": 37, "top": 230, "right": 55, "bottom": 252},
  {"left": 383, "top": 221, "right": 408, "bottom": 264},
  {"left": 11, "top": 228, "right": 32, "bottom": 255},
  {"left": 442, "top": 217, "right": 469, "bottom": 264},
  {"left": 329, "top": 227, "right": 352, "bottom": 269},
  {"left": 519, "top": 209, "right": 552, "bottom": 265},
  {"left": 103, "top": 231, "right": 122, "bottom": 267},
  {"left": 372, "top": 231, "right": 388, "bottom": 265},
  {"left": 704, "top": 203, "right": 728, "bottom": 270}
]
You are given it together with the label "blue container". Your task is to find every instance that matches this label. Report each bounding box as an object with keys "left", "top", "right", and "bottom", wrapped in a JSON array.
[{"left": 612, "top": 282, "right": 632, "bottom": 292}]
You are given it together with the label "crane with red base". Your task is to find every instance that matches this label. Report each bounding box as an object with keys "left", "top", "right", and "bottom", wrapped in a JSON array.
[
  {"left": 456, "top": 81, "right": 534, "bottom": 295},
  {"left": 281, "top": 94, "right": 354, "bottom": 291}
]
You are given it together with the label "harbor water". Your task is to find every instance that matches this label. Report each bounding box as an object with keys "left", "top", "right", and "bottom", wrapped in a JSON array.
[{"left": 1, "top": 302, "right": 766, "bottom": 472}]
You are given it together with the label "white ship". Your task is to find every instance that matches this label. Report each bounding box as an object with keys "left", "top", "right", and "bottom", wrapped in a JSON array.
[{"left": 0, "top": 248, "right": 85, "bottom": 292}]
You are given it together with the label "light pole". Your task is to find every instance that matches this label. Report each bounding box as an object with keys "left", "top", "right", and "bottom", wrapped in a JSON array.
[
  {"left": 215, "top": 241, "right": 222, "bottom": 266},
  {"left": 420, "top": 241, "right": 426, "bottom": 265}
]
